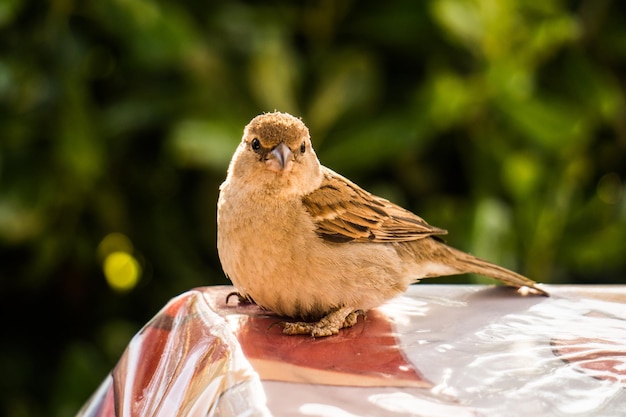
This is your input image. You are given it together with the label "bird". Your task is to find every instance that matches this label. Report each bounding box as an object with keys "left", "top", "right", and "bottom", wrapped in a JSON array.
[{"left": 217, "top": 111, "right": 548, "bottom": 337}]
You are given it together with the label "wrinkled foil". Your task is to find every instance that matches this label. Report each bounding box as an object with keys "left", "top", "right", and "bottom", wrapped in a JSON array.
[{"left": 77, "top": 285, "right": 626, "bottom": 417}]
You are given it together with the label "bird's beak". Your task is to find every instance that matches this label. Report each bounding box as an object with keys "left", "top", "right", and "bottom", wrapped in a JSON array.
[{"left": 266, "top": 142, "right": 294, "bottom": 172}]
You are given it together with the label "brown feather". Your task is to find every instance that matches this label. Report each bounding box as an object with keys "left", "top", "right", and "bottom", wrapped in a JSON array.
[{"left": 302, "top": 167, "right": 447, "bottom": 243}]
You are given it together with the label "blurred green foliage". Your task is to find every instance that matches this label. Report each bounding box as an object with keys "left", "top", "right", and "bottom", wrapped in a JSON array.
[{"left": 1, "top": 0, "right": 625, "bottom": 415}]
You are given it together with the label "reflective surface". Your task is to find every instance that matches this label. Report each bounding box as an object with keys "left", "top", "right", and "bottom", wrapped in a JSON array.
[{"left": 77, "top": 285, "right": 626, "bottom": 416}]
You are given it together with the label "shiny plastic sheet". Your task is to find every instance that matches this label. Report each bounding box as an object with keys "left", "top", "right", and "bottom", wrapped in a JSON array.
[{"left": 77, "top": 285, "right": 626, "bottom": 417}]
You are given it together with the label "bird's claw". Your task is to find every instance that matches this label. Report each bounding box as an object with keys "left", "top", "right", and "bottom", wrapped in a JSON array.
[
  {"left": 225, "top": 291, "right": 254, "bottom": 305},
  {"left": 278, "top": 309, "right": 366, "bottom": 337}
]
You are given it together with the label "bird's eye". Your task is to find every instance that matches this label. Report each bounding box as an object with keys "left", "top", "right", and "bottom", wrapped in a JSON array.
[
  {"left": 300, "top": 141, "right": 306, "bottom": 154},
  {"left": 251, "top": 138, "right": 261, "bottom": 151}
]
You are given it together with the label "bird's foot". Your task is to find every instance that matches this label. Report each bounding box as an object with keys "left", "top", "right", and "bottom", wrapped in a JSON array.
[
  {"left": 282, "top": 307, "right": 366, "bottom": 337},
  {"left": 225, "top": 291, "right": 254, "bottom": 305}
]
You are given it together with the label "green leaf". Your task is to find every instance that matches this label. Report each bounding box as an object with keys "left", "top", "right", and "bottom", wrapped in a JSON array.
[{"left": 169, "top": 119, "right": 241, "bottom": 170}]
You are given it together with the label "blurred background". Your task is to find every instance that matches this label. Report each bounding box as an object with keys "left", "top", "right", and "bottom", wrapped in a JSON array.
[{"left": 1, "top": 0, "right": 625, "bottom": 415}]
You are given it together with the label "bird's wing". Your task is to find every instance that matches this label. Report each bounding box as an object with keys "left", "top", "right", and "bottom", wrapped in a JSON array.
[{"left": 302, "top": 167, "right": 448, "bottom": 243}]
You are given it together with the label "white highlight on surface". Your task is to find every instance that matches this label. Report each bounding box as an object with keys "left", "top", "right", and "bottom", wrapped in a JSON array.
[
  {"left": 299, "top": 403, "right": 364, "bottom": 417},
  {"left": 368, "top": 392, "right": 478, "bottom": 417}
]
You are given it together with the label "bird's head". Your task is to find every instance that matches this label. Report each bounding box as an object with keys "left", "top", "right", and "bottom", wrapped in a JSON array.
[{"left": 227, "top": 112, "right": 322, "bottom": 195}]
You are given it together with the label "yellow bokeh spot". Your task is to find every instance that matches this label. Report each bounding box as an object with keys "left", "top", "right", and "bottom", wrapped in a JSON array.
[
  {"left": 104, "top": 251, "right": 141, "bottom": 292},
  {"left": 97, "top": 232, "right": 134, "bottom": 261}
]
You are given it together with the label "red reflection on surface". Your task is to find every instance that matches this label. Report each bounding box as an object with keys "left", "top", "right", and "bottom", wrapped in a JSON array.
[
  {"left": 552, "top": 337, "right": 626, "bottom": 386},
  {"left": 211, "top": 287, "right": 429, "bottom": 387}
]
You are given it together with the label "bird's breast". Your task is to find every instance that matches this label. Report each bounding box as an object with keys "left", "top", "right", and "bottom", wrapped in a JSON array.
[{"left": 217, "top": 190, "right": 323, "bottom": 315}]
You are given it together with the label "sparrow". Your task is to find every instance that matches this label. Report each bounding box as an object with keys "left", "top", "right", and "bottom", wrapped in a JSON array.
[{"left": 217, "top": 111, "right": 548, "bottom": 337}]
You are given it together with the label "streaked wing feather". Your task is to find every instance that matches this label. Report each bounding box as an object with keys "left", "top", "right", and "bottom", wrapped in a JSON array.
[{"left": 302, "top": 167, "right": 447, "bottom": 243}]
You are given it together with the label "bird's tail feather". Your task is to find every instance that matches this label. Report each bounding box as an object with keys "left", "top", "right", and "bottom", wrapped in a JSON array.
[{"left": 444, "top": 245, "right": 549, "bottom": 296}]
